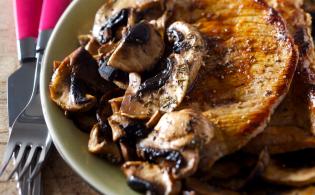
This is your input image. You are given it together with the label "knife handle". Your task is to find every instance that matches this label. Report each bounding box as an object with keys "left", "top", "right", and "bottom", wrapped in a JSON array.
[
  {"left": 39, "top": 0, "right": 71, "bottom": 32},
  {"left": 14, "top": 0, "right": 43, "bottom": 40},
  {"left": 14, "top": 0, "right": 43, "bottom": 61}
]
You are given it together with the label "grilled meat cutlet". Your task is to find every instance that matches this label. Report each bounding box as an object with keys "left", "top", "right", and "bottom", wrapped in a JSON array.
[
  {"left": 245, "top": 0, "right": 315, "bottom": 154},
  {"left": 171, "top": 0, "right": 298, "bottom": 170}
]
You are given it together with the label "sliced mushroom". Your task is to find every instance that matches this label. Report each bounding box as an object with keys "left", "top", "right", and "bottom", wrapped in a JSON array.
[
  {"left": 92, "top": 1, "right": 137, "bottom": 42},
  {"left": 122, "top": 161, "right": 181, "bottom": 195},
  {"left": 185, "top": 178, "right": 240, "bottom": 195},
  {"left": 51, "top": 47, "right": 115, "bottom": 112},
  {"left": 88, "top": 123, "right": 122, "bottom": 164},
  {"left": 119, "top": 73, "right": 149, "bottom": 119},
  {"left": 92, "top": 0, "right": 170, "bottom": 40},
  {"left": 50, "top": 47, "right": 113, "bottom": 112},
  {"left": 78, "top": 34, "right": 101, "bottom": 56},
  {"left": 108, "top": 96, "right": 124, "bottom": 113},
  {"left": 97, "top": 41, "right": 118, "bottom": 56},
  {"left": 141, "top": 0, "right": 175, "bottom": 38},
  {"left": 96, "top": 95, "right": 115, "bottom": 124},
  {"left": 262, "top": 160, "right": 315, "bottom": 187},
  {"left": 96, "top": 8, "right": 129, "bottom": 44},
  {"left": 208, "top": 149, "right": 270, "bottom": 190},
  {"left": 71, "top": 111, "right": 98, "bottom": 133},
  {"left": 108, "top": 113, "right": 129, "bottom": 142},
  {"left": 261, "top": 149, "right": 315, "bottom": 187},
  {"left": 136, "top": 0, "right": 164, "bottom": 20},
  {"left": 119, "top": 142, "right": 138, "bottom": 161},
  {"left": 98, "top": 55, "right": 129, "bottom": 89},
  {"left": 145, "top": 110, "right": 163, "bottom": 129},
  {"left": 120, "top": 22, "right": 206, "bottom": 119},
  {"left": 107, "top": 21, "right": 164, "bottom": 73},
  {"left": 53, "top": 61, "right": 62, "bottom": 71},
  {"left": 137, "top": 109, "right": 214, "bottom": 179},
  {"left": 281, "top": 186, "right": 315, "bottom": 195}
]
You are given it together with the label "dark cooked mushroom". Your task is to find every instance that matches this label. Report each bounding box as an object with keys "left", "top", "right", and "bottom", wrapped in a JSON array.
[
  {"left": 145, "top": 110, "right": 163, "bottom": 129},
  {"left": 119, "top": 142, "right": 139, "bottom": 161},
  {"left": 120, "top": 21, "right": 206, "bottom": 119},
  {"left": 108, "top": 113, "right": 129, "bottom": 142},
  {"left": 108, "top": 112, "right": 149, "bottom": 142},
  {"left": 49, "top": 49, "right": 97, "bottom": 112},
  {"left": 135, "top": 0, "right": 165, "bottom": 21},
  {"left": 147, "top": 0, "right": 175, "bottom": 38},
  {"left": 184, "top": 177, "right": 240, "bottom": 195},
  {"left": 88, "top": 123, "right": 122, "bottom": 164},
  {"left": 108, "top": 96, "right": 124, "bottom": 113},
  {"left": 137, "top": 58, "right": 173, "bottom": 94},
  {"left": 71, "top": 111, "right": 98, "bottom": 133},
  {"left": 78, "top": 34, "right": 101, "bottom": 56},
  {"left": 107, "top": 111, "right": 151, "bottom": 161},
  {"left": 137, "top": 109, "right": 214, "bottom": 179},
  {"left": 97, "top": 8, "right": 129, "bottom": 44},
  {"left": 92, "top": 0, "right": 171, "bottom": 41},
  {"left": 207, "top": 149, "right": 270, "bottom": 191},
  {"left": 98, "top": 55, "right": 129, "bottom": 89},
  {"left": 261, "top": 149, "right": 315, "bottom": 187},
  {"left": 71, "top": 48, "right": 112, "bottom": 93},
  {"left": 107, "top": 21, "right": 165, "bottom": 73},
  {"left": 122, "top": 161, "right": 182, "bottom": 195},
  {"left": 50, "top": 47, "right": 114, "bottom": 112}
]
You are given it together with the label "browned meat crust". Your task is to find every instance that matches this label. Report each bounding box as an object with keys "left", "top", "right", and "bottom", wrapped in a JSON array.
[
  {"left": 173, "top": 0, "right": 298, "bottom": 169},
  {"left": 245, "top": 0, "right": 315, "bottom": 154}
]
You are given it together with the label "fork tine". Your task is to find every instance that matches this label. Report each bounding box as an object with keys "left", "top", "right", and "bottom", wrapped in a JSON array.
[
  {"left": 17, "top": 146, "right": 38, "bottom": 180},
  {"left": 29, "top": 147, "right": 45, "bottom": 180},
  {"left": 6, "top": 144, "right": 27, "bottom": 180},
  {"left": 0, "top": 144, "right": 17, "bottom": 177},
  {"left": 19, "top": 167, "right": 30, "bottom": 195},
  {"left": 32, "top": 172, "right": 42, "bottom": 195}
]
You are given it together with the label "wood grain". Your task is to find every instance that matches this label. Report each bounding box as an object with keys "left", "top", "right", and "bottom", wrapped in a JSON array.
[{"left": 0, "top": 0, "right": 99, "bottom": 194}]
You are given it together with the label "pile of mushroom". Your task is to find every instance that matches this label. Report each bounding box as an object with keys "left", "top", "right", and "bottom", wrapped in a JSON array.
[
  {"left": 49, "top": 1, "right": 210, "bottom": 193},
  {"left": 49, "top": 0, "right": 315, "bottom": 194}
]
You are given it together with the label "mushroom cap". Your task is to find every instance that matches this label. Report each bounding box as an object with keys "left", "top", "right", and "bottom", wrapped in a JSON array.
[
  {"left": 122, "top": 161, "right": 182, "bottom": 195},
  {"left": 120, "top": 21, "right": 206, "bottom": 119},
  {"left": 107, "top": 21, "right": 165, "bottom": 73},
  {"left": 88, "top": 123, "right": 122, "bottom": 164},
  {"left": 137, "top": 109, "right": 214, "bottom": 179},
  {"left": 50, "top": 48, "right": 97, "bottom": 112},
  {"left": 261, "top": 149, "right": 315, "bottom": 187},
  {"left": 50, "top": 47, "right": 115, "bottom": 112}
]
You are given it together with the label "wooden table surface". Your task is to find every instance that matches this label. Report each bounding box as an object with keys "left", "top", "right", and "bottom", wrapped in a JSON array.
[{"left": 0, "top": 0, "right": 99, "bottom": 194}]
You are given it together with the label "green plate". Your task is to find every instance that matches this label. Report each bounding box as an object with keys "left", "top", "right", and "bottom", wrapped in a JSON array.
[{"left": 40, "top": 1, "right": 138, "bottom": 194}]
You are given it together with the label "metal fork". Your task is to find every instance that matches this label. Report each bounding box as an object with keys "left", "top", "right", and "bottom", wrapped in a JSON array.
[
  {"left": 1, "top": 1, "right": 71, "bottom": 189},
  {"left": 0, "top": 43, "right": 52, "bottom": 181}
]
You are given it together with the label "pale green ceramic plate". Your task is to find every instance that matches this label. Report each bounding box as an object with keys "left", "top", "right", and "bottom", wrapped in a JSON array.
[{"left": 40, "top": 1, "right": 138, "bottom": 194}]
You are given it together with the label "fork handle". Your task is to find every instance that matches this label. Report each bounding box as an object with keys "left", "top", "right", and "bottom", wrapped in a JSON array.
[
  {"left": 37, "top": 0, "right": 71, "bottom": 51},
  {"left": 39, "top": 0, "right": 71, "bottom": 32},
  {"left": 14, "top": 0, "right": 43, "bottom": 61}
]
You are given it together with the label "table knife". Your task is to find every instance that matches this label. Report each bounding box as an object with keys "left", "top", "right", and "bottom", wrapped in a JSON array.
[{"left": 8, "top": 0, "right": 43, "bottom": 129}]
